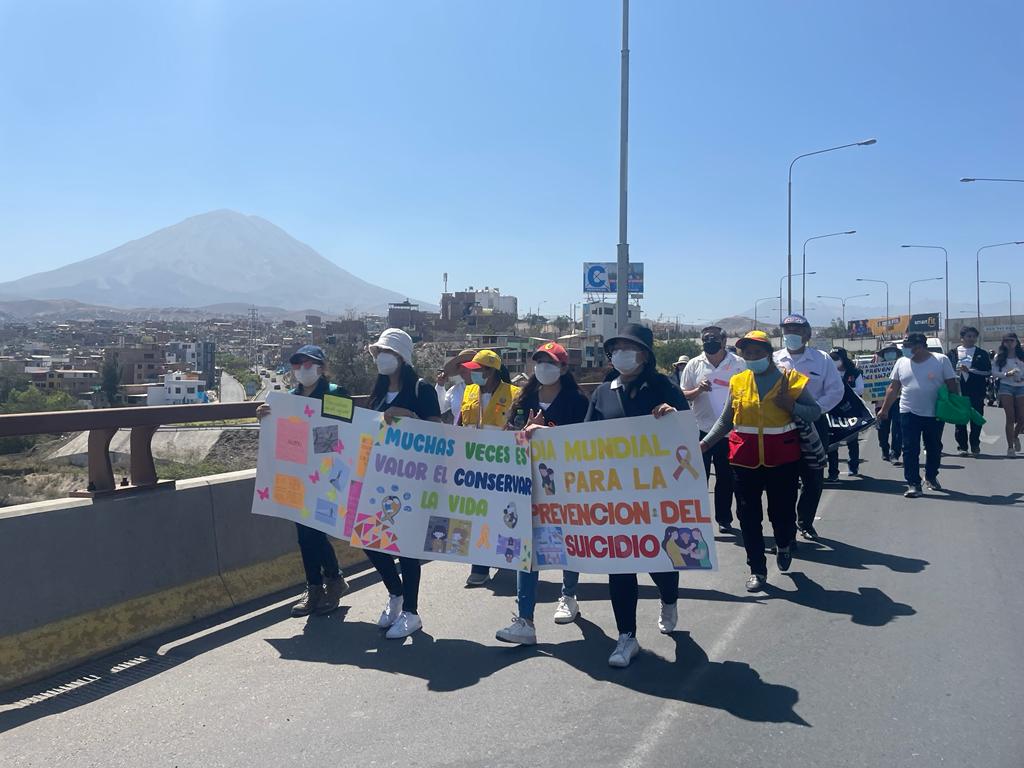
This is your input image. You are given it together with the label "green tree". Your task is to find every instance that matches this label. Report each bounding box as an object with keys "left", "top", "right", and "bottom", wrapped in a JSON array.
[
  {"left": 326, "top": 341, "right": 379, "bottom": 395},
  {"left": 823, "top": 318, "right": 848, "bottom": 339},
  {"left": 653, "top": 339, "right": 702, "bottom": 372},
  {"left": 0, "top": 385, "right": 78, "bottom": 454},
  {"left": 101, "top": 360, "right": 121, "bottom": 405}
]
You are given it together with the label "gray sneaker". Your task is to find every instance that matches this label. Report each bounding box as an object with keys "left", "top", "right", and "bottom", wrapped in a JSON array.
[
  {"left": 904, "top": 485, "right": 922, "bottom": 498},
  {"left": 924, "top": 477, "right": 942, "bottom": 491},
  {"left": 745, "top": 574, "right": 767, "bottom": 592},
  {"left": 291, "top": 584, "right": 325, "bottom": 617}
]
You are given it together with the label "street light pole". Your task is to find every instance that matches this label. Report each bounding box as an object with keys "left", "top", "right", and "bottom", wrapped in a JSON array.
[
  {"left": 802, "top": 230, "right": 856, "bottom": 314},
  {"left": 614, "top": 0, "right": 630, "bottom": 332},
  {"left": 779, "top": 271, "right": 816, "bottom": 325},
  {"left": 900, "top": 245, "right": 950, "bottom": 351},
  {"left": 908, "top": 277, "right": 943, "bottom": 316},
  {"left": 980, "top": 280, "right": 1014, "bottom": 323},
  {"left": 856, "top": 277, "right": 890, "bottom": 336},
  {"left": 754, "top": 296, "right": 778, "bottom": 330},
  {"left": 960, "top": 177, "right": 1024, "bottom": 183},
  {"left": 787, "top": 139, "right": 876, "bottom": 315},
  {"left": 817, "top": 293, "right": 870, "bottom": 328},
  {"left": 976, "top": 242, "right": 1024, "bottom": 327}
]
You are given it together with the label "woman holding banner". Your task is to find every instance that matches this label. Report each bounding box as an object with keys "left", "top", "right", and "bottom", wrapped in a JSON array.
[
  {"left": 585, "top": 324, "right": 689, "bottom": 668},
  {"left": 494, "top": 342, "right": 590, "bottom": 646},
  {"left": 255, "top": 345, "right": 351, "bottom": 618},
  {"left": 365, "top": 328, "right": 443, "bottom": 639},
  {"left": 700, "top": 330, "right": 821, "bottom": 593},
  {"left": 460, "top": 349, "right": 521, "bottom": 586},
  {"left": 827, "top": 348, "right": 865, "bottom": 480}
]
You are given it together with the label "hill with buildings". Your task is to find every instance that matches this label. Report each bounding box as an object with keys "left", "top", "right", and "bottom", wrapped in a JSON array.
[{"left": 0, "top": 210, "right": 432, "bottom": 315}]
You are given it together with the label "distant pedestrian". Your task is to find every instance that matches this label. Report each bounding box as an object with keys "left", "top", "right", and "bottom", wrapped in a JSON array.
[
  {"left": 949, "top": 326, "right": 991, "bottom": 456},
  {"left": 442, "top": 348, "right": 476, "bottom": 425},
  {"left": 681, "top": 326, "right": 745, "bottom": 533},
  {"left": 774, "top": 314, "right": 845, "bottom": 539},
  {"left": 873, "top": 345, "right": 903, "bottom": 464},
  {"left": 993, "top": 333, "right": 1024, "bottom": 456},
  {"left": 672, "top": 355, "right": 690, "bottom": 386},
  {"left": 586, "top": 323, "right": 689, "bottom": 668},
  {"left": 365, "top": 328, "right": 443, "bottom": 639},
  {"left": 434, "top": 369, "right": 449, "bottom": 418},
  {"left": 879, "top": 333, "right": 958, "bottom": 497},
  {"left": 701, "top": 331, "right": 821, "bottom": 593},
  {"left": 255, "top": 345, "right": 350, "bottom": 618},
  {"left": 827, "top": 347, "right": 865, "bottom": 480}
]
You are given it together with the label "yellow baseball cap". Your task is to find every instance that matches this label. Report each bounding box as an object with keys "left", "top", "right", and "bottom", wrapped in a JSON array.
[
  {"left": 736, "top": 330, "right": 773, "bottom": 350},
  {"left": 462, "top": 349, "right": 502, "bottom": 371}
]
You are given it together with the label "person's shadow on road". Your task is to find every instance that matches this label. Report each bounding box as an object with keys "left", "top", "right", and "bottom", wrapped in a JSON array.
[
  {"left": 794, "top": 537, "right": 929, "bottom": 573},
  {"left": 767, "top": 571, "right": 916, "bottom": 627},
  {"left": 266, "top": 614, "right": 807, "bottom": 725}
]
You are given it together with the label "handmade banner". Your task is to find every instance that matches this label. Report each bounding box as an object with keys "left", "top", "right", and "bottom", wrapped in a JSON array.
[
  {"left": 860, "top": 360, "right": 895, "bottom": 402},
  {"left": 352, "top": 417, "right": 534, "bottom": 570},
  {"left": 252, "top": 392, "right": 382, "bottom": 538},
  {"left": 529, "top": 410, "right": 716, "bottom": 575}
]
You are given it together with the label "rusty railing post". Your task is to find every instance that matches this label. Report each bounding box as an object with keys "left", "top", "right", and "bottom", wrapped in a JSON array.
[
  {"left": 129, "top": 425, "right": 160, "bottom": 487},
  {"left": 87, "top": 428, "right": 118, "bottom": 493}
]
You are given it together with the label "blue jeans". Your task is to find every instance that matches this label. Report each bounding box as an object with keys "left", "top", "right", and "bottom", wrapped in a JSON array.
[
  {"left": 517, "top": 570, "right": 579, "bottom": 621},
  {"left": 901, "top": 412, "right": 943, "bottom": 486}
]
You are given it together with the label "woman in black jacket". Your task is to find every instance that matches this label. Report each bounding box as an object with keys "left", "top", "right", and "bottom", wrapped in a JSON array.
[
  {"left": 585, "top": 324, "right": 689, "bottom": 668},
  {"left": 365, "top": 329, "right": 442, "bottom": 640}
]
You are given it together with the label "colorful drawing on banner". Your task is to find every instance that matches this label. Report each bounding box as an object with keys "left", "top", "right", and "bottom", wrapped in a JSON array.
[
  {"left": 351, "top": 510, "right": 400, "bottom": 553},
  {"left": 322, "top": 393, "right": 354, "bottom": 422},
  {"left": 334, "top": 440, "right": 344, "bottom": 453},
  {"left": 313, "top": 425, "right": 339, "bottom": 455},
  {"left": 673, "top": 445, "right": 699, "bottom": 480},
  {"left": 538, "top": 463, "right": 557, "bottom": 495},
  {"left": 256, "top": 487, "right": 270, "bottom": 501},
  {"left": 475, "top": 522, "right": 491, "bottom": 550},
  {"left": 534, "top": 525, "right": 568, "bottom": 566},
  {"left": 326, "top": 488, "right": 338, "bottom": 502},
  {"left": 272, "top": 473, "right": 305, "bottom": 509},
  {"left": 308, "top": 470, "right": 320, "bottom": 484},
  {"left": 496, "top": 534, "right": 521, "bottom": 564},
  {"left": 662, "top": 527, "right": 713, "bottom": 570},
  {"left": 320, "top": 457, "right": 332, "bottom": 474},
  {"left": 303, "top": 404, "right": 315, "bottom": 418},
  {"left": 275, "top": 418, "right": 309, "bottom": 464},
  {"left": 330, "top": 462, "right": 352, "bottom": 494},
  {"left": 502, "top": 502, "right": 519, "bottom": 528},
  {"left": 520, "top": 542, "right": 532, "bottom": 570},
  {"left": 356, "top": 434, "right": 373, "bottom": 475},
  {"left": 424, "top": 516, "right": 473, "bottom": 556},
  {"left": 344, "top": 481, "right": 363, "bottom": 539},
  {"left": 315, "top": 497, "right": 338, "bottom": 525}
]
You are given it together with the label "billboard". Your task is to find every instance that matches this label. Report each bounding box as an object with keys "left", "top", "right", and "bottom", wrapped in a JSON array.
[
  {"left": 583, "top": 262, "right": 644, "bottom": 294},
  {"left": 847, "top": 313, "right": 940, "bottom": 338}
]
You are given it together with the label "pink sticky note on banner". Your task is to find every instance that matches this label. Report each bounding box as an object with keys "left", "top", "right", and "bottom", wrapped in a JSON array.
[
  {"left": 344, "top": 480, "right": 364, "bottom": 539},
  {"left": 276, "top": 417, "right": 309, "bottom": 464}
]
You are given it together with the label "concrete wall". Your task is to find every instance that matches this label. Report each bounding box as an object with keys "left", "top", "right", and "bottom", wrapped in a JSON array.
[{"left": 0, "top": 470, "right": 366, "bottom": 690}]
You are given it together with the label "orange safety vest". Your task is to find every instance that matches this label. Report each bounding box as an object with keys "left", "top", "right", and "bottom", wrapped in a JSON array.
[
  {"left": 727, "top": 368, "right": 808, "bottom": 468},
  {"left": 460, "top": 381, "right": 520, "bottom": 429}
]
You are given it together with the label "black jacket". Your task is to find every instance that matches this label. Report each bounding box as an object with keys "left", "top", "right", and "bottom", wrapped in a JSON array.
[
  {"left": 585, "top": 369, "right": 689, "bottom": 422},
  {"left": 947, "top": 347, "right": 991, "bottom": 397},
  {"left": 507, "top": 385, "right": 590, "bottom": 428}
]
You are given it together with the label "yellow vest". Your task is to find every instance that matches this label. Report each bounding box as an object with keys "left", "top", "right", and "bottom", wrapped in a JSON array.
[
  {"left": 728, "top": 368, "right": 808, "bottom": 468},
  {"left": 460, "top": 381, "right": 520, "bottom": 429}
]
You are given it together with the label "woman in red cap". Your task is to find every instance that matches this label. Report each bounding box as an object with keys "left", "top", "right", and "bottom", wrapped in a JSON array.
[{"left": 494, "top": 341, "right": 590, "bottom": 645}]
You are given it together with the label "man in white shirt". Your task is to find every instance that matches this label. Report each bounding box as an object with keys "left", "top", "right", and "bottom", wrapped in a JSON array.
[
  {"left": 681, "top": 326, "right": 745, "bottom": 533},
  {"left": 947, "top": 325, "right": 991, "bottom": 456},
  {"left": 441, "top": 348, "right": 476, "bottom": 426},
  {"left": 879, "top": 333, "right": 958, "bottom": 497},
  {"left": 773, "top": 314, "right": 845, "bottom": 539}
]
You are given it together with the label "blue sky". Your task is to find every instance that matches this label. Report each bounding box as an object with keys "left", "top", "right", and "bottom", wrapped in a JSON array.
[{"left": 1, "top": 0, "right": 1021, "bottom": 324}]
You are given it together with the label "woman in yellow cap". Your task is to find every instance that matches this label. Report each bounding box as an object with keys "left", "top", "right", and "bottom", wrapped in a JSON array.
[
  {"left": 459, "top": 349, "right": 521, "bottom": 586},
  {"left": 699, "top": 330, "right": 820, "bottom": 593}
]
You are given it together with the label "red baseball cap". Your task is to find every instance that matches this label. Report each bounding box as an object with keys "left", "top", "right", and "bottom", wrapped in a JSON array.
[{"left": 533, "top": 341, "right": 568, "bottom": 365}]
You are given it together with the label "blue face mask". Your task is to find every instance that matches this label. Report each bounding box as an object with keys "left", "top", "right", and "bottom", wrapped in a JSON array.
[
  {"left": 783, "top": 333, "right": 804, "bottom": 351},
  {"left": 746, "top": 357, "right": 770, "bottom": 374},
  {"left": 471, "top": 371, "right": 487, "bottom": 387}
]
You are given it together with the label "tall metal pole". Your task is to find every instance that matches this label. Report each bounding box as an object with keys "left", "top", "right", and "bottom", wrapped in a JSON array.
[
  {"left": 901, "top": 246, "right": 949, "bottom": 350},
  {"left": 614, "top": 0, "right": 630, "bottom": 331},
  {"left": 802, "top": 231, "right": 855, "bottom": 314},
  {"left": 976, "top": 242, "right": 1024, "bottom": 332},
  {"left": 980, "top": 280, "right": 1014, "bottom": 324}
]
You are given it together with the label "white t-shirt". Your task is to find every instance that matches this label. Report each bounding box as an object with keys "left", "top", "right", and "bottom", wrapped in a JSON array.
[
  {"left": 955, "top": 346, "right": 976, "bottom": 381},
  {"left": 445, "top": 382, "right": 466, "bottom": 424},
  {"left": 680, "top": 352, "right": 745, "bottom": 432},
  {"left": 385, "top": 391, "right": 399, "bottom": 405},
  {"left": 891, "top": 354, "right": 956, "bottom": 416},
  {"left": 994, "top": 358, "right": 1024, "bottom": 384},
  {"left": 435, "top": 383, "right": 449, "bottom": 413}
]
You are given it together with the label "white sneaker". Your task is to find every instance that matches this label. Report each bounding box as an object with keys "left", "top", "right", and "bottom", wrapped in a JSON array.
[
  {"left": 608, "top": 633, "right": 640, "bottom": 668},
  {"left": 495, "top": 616, "right": 537, "bottom": 645},
  {"left": 553, "top": 595, "right": 580, "bottom": 624},
  {"left": 385, "top": 611, "right": 422, "bottom": 639},
  {"left": 657, "top": 602, "right": 678, "bottom": 634},
  {"left": 377, "top": 594, "right": 403, "bottom": 629}
]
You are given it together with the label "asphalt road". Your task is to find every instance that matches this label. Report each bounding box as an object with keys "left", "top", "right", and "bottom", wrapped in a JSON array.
[
  {"left": 4, "top": 410, "right": 1023, "bottom": 767},
  {"left": 219, "top": 371, "right": 245, "bottom": 404}
]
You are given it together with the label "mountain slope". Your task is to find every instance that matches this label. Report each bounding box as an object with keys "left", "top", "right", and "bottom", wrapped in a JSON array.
[{"left": 0, "top": 210, "right": 431, "bottom": 314}]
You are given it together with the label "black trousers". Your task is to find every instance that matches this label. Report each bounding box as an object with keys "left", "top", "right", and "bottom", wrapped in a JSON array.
[
  {"left": 699, "top": 429, "right": 736, "bottom": 526},
  {"left": 827, "top": 437, "right": 861, "bottom": 475},
  {"left": 366, "top": 550, "right": 422, "bottom": 614},
  {"left": 878, "top": 410, "right": 902, "bottom": 458},
  {"left": 608, "top": 571, "right": 679, "bottom": 635},
  {"left": 796, "top": 417, "right": 828, "bottom": 529},
  {"left": 295, "top": 523, "right": 341, "bottom": 586},
  {"left": 955, "top": 391, "right": 986, "bottom": 452},
  {"left": 734, "top": 462, "right": 799, "bottom": 576}
]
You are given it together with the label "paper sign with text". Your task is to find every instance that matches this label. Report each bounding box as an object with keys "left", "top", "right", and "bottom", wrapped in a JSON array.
[
  {"left": 860, "top": 361, "right": 895, "bottom": 402},
  {"left": 252, "top": 392, "right": 382, "bottom": 538},
  {"left": 352, "top": 418, "right": 534, "bottom": 570},
  {"left": 529, "top": 410, "right": 716, "bottom": 575}
]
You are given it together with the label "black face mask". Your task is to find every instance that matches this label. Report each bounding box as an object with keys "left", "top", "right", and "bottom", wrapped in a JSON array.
[{"left": 702, "top": 340, "right": 722, "bottom": 354}]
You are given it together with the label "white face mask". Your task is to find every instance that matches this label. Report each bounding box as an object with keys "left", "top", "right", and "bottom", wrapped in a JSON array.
[
  {"left": 375, "top": 352, "right": 401, "bottom": 376},
  {"left": 833, "top": 359, "right": 844, "bottom": 370},
  {"left": 294, "top": 366, "right": 321, "bottom": 388},
  {"left": 611, "top": 349, "right": 640, "bottom": 375},
  {"left": 534, "top": 362, "right": 561, "bottom": 385},
  {"left": 783, "top": 333, "right": 804, "bottom": 351}
]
